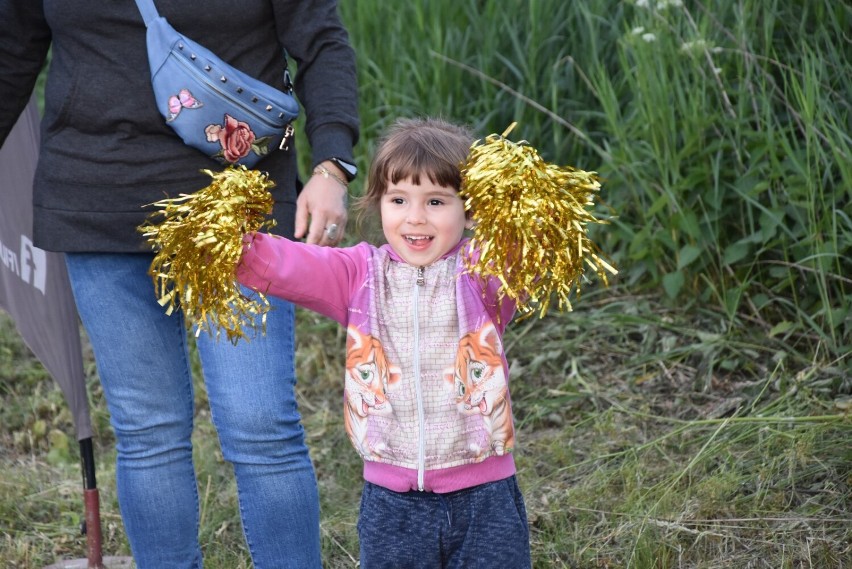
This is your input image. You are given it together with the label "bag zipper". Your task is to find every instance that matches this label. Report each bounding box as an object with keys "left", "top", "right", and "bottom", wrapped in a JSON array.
[{"left": 171, "top": 48, "right": 294, "bottom": 131}]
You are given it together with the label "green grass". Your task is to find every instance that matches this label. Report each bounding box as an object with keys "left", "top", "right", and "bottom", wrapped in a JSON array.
[
  {"left": 2, "top": 297, "right": 849, "bottom": 568},
  {"left": 3, "top": 0, "right": 850, "bottom": 566}
]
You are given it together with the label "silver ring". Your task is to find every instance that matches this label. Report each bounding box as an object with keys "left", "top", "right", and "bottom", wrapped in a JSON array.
[{"left": 325, "top": 223, "right": 339, "bottom": 240}]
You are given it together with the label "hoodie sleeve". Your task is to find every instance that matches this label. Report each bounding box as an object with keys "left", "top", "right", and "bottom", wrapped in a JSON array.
[
  {"left": 270, "top": 0, "right": 359, "bottom": 166},
  {"left": 0, "top": 0, "right": 51, "bottom": 146},
  {"left": 460, "top": 241, "right": 517, "bottom": 332},
  {"left": 236, "top": 232, "right": 369, "bottom": 325}
]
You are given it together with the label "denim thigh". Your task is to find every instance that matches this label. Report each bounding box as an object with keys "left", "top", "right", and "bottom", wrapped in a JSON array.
[
  {"left": 195, "top": 289, "right": 321, "bottom": 568},
  {"left": 66, "top": 252, "right": 201, "bottom": 568},
  {"left": 358, "top": 476, "right": 531, "bottom": 569}
]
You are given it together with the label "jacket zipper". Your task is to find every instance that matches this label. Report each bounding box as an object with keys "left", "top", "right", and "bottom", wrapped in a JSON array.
[{"left": 413, "top": 266, "right": 426, "bottom": 490}]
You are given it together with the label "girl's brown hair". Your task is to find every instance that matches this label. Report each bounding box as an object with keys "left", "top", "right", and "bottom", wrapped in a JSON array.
[{"left": 356, "top": 117, "right": 475, "bottom": 218}]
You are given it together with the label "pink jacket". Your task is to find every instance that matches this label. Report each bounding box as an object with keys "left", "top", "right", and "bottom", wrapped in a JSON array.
[{"left": 237, "top": 233, "right": 517, "bottom": 493}]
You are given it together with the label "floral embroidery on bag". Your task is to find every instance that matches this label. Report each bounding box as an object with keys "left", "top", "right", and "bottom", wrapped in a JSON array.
[{"left": 205, "top": 114, "right": 272, "bottom": 163}]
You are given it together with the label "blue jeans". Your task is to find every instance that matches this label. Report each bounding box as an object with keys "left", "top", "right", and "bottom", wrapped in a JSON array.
[
  {"left": 65, "top": 253, "right": 321, "bottom": 568},
  {"left": 357, "top": 476, "right": 531, "bottom": 569}
]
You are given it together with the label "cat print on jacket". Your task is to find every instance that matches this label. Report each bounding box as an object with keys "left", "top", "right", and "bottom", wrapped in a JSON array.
[
  {"left": 445, "top": 322, "right": 515, "bottom": 457},
  {"left": 344, "top": 326, "right": 401, "bottom": 459}
]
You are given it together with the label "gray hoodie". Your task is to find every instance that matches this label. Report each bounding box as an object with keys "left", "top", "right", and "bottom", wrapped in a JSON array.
[{"left": 0, "top": 0, "right": 359, "bottom": 252}]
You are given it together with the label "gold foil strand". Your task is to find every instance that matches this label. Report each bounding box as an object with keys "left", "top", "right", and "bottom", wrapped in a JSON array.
[
  {"left": 460, "top": 123, "right": 617, "bottom": 319},
  {"left": 138, "top": 165, "right": 276, "bottom": 343}
]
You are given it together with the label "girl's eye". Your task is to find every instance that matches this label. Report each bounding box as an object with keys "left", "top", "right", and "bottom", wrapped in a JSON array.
[
  {"left": 390, "top": 197, "right": 404, "bottom": 205},
  {"left": 428, "top": 199, "right": 444, "bottom": 206}
]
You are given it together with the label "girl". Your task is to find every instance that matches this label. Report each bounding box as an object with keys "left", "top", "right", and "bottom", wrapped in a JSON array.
[{"left": 237, "top": 117, "right": 531, "bottom": 568}]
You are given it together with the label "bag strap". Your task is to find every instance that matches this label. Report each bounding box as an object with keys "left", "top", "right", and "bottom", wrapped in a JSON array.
[{"left": 134, "top": 0, "right": 160, "bottom": 26}]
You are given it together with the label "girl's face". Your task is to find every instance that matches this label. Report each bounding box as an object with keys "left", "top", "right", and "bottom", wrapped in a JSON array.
[{"left": 380, "top": 176, "right": 473, "bottom": 267}]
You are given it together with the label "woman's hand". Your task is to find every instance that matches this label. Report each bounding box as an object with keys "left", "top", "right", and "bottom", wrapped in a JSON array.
[{"left": 294, "top": 160, "right": 350, "bottom": 246}]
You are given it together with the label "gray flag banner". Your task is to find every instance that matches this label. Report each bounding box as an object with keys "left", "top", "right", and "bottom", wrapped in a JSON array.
[{"left": 0, "top": 97, "right": 93, "bottom": 441}]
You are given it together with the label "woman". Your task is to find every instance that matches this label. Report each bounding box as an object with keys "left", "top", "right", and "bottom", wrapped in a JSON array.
[{"left": 0, "top": 1, "right": 359, "bottom": 567}]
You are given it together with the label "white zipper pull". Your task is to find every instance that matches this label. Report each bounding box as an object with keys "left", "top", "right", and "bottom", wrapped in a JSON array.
[
  {"left": 416, "top": 266, "right": 425, "bottom": 286},
  {"left": 278, "top": 123, "right": 295, "bottom": 151}
]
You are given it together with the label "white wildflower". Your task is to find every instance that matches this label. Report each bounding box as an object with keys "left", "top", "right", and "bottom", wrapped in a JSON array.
[
  {"left": 680, "top": 39, "right": 725, "bottom": 55},
  {"left": 636, "top": 0, "right": 649, "bottom": 8},
  {"left": 642, "top": 32, "right": 657, "bottom": 42},
  {"left": 680, "top": 39, "right": 708, "bottom": 52},
  {"left": 631, "top": 26, "right": 646, "bottom": 35}
]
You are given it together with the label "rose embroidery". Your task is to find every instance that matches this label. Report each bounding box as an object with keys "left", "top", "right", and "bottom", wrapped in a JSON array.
[{"left": 205, "top": 114, "right": 257, "bottom": 163}]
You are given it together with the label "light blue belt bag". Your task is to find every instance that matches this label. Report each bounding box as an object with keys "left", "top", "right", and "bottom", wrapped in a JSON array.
[{"left": 134, "top": 0, "right": 299, "bottom": 167}]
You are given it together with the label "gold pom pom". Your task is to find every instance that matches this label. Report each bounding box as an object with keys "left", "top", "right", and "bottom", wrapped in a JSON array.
[
  {"left": 138, "top": 166, "right": 276, "bottom": 343},
  {"left": 461, "top": 123, "right": 617, "bottom": 319}
]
